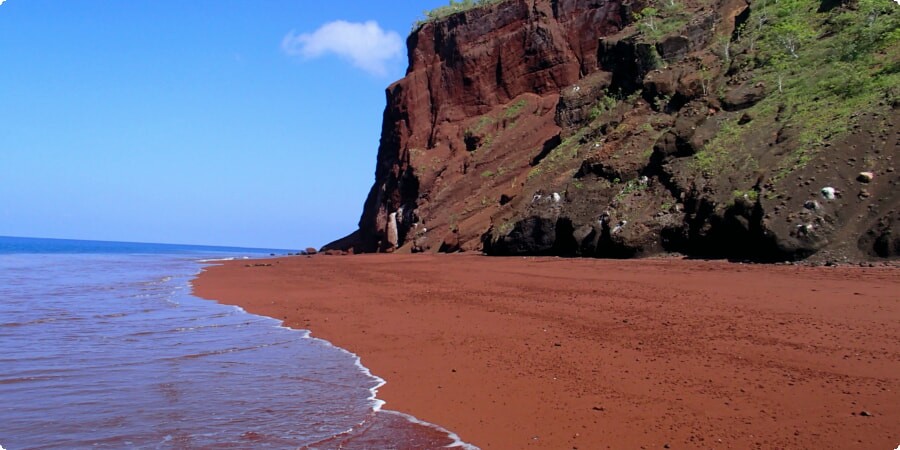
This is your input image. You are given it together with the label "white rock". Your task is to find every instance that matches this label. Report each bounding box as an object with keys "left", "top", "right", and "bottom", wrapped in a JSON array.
[
  {"left": 821, "top": 187, "right": 837, "bottom": 200},
  {"left": 386, "top": 212, "right": 399, "bottom": 248},
  {"left": 857, "top": 171, "right": 874, "bottom": 183},
  {"left": 551, "top": 192, "right": 561, "bottom": 202}
]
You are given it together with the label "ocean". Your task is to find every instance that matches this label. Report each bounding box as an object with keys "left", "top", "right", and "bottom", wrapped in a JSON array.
[{"left": 0, "top": 236, "right": 473, "bottom": 449}]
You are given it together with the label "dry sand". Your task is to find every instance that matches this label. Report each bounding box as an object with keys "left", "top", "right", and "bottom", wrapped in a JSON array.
[{"left": 193, "top": 254, "right": 900, "bottom": 449}]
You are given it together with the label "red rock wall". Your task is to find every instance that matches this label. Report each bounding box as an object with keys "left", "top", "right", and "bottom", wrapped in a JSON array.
[{"left": 341, "top": 0, "right": 628, "bottom": 252}]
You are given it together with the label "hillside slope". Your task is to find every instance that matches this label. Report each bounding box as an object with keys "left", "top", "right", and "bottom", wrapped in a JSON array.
[{"left": 326, "top": 0, "right": 899, "bottom": 262}]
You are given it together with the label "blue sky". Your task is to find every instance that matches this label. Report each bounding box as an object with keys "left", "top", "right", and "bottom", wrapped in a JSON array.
[{"left": 0, "top": 1, "right": 450, "bottom": 249}]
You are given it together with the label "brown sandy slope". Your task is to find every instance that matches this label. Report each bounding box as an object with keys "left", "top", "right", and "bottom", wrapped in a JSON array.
[{"left": 193, "top": 255, "right": 900, "bottom": 449}]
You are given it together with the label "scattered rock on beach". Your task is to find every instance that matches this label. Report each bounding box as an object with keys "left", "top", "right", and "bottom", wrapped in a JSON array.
[{"left": 857, "top": 172, "right": 874, "bottom": 183}]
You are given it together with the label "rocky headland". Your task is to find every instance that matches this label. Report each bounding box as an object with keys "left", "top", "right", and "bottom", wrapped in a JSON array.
[{"left": 326, "top": 0, "right": 899, "bottom": 263}]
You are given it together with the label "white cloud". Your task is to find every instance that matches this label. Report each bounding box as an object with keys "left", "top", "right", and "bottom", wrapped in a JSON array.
[{"left": 281, "top": 20, "right": 403, "bottom": 76}]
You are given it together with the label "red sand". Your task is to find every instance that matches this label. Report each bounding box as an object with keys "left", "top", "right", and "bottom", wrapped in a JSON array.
[{"left": 193, "top": 254, "right": 900, "bottom": 449}]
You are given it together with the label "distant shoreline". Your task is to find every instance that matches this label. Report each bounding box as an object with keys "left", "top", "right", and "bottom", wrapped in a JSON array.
[{"left": 192, "top": 253, "right": 900, "bottom": 449}]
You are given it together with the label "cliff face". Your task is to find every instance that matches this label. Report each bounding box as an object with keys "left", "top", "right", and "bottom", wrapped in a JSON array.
[
  {"left": 341, "top": 0, "right": 628, "bottom": 253},
  {"left": 329, "top": 0, "right": 900, "bottom": 262}
]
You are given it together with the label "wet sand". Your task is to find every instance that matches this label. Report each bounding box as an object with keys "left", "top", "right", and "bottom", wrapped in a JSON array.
[{"left": 193, "top": 254, "right": 900, "bottom": 449}]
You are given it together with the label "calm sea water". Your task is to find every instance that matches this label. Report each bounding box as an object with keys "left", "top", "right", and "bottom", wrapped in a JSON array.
[{"left": 0, "top": 236, "right": 473, "bottom": 449}]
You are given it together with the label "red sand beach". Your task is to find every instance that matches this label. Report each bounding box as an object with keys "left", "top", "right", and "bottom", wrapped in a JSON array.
[{"left": 193, "top": 254, "right": 900, "bottom": 449}]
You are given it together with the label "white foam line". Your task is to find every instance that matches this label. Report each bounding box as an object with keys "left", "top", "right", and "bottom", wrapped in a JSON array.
[
  {"left": 303, "top": 329, "right": 387, "bottom": 412},
  {"left": 186, "top": 263, "right": 479, "bottom": 449},
  {"left": 380, "top": 409, "right": 480, "bottom": 449},
  {"left": 277, "top": 326, "right": 479, "bottom": 449}
]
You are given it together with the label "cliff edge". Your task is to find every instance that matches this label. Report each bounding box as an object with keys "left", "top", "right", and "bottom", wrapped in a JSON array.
[{"left": 326, "top": 0, "right": 900, "bottom": 263}]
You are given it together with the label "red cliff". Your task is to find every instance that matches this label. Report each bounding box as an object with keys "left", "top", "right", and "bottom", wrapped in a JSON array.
[
  {"left": 337, "top": 0, "right": 630, "bottom": 253},
  {"left": 327, "top": 0, "right": 900, "bottom": 263}
]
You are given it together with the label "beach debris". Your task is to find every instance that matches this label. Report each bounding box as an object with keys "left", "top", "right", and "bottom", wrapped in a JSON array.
[
  {"left": 551, "top": 192, "right": 561, "bottom": 202},
  {"left": 638, "top": 175, "right": 649, "bottom": 185},
  {"left": 821, "top": 187, "right": 837, "bottom": 200},
  {"left": 611, "top": 220, "right": 627, "bottom": 234},
  {"left": 803, "top": 200, "right": 820, "bottom": 211},
  {"left": 857, "top": 171, "right": 874, "bottom": 183}
]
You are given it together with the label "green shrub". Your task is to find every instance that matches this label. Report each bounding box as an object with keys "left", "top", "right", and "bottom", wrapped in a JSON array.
[
  {"left": 503, "top": 98, "right": 528, "bottom": 119},
  {"left": 588, "top": 95, "right": 618, "bottom": 121},
  {"left": 633, "top": 1, "right": 689, "bottom": 42}
]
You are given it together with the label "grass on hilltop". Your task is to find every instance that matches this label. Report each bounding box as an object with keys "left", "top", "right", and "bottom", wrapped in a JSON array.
[{"left": 415, "top": 0, "right": 507, "bottom": 27}]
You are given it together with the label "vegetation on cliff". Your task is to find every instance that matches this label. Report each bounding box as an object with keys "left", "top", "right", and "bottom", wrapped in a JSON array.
[
  {"left": 486, "top": 0, "right": 900, "bottom": 261},
  {"left": 416, "top": 0, "right": 506, "bottom": 27},
  {"left": 330, "top": 0, "right": 899, "bottom": 263},
  {"left": 694, "top": 0, "right": 899, "bottom": 181}
]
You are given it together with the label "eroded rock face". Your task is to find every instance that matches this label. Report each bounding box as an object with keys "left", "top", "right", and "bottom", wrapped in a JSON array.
[
  {"left": 330, "top": 0, "right": 628, "bottom": 253},
  {"left": 326, "top": 0, "right": 900, "bottom": 263}
]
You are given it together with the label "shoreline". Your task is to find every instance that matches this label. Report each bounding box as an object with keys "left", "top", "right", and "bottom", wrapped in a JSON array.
[{"left": 192, "top": 253, "right": 900, "bottom": 449}]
